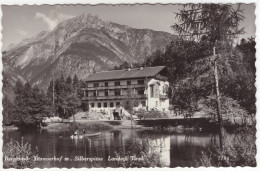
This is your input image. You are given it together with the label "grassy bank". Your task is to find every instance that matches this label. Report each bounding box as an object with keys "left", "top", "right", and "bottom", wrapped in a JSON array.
[
  {"left": 41, "top": 123, "right": 70, "bottom": 131},
  {"left": 69, "top": 121, "right": 114, "bottom": 132},
  {"left": 196, "top": 125, "right": 256, "bottom": 167}
]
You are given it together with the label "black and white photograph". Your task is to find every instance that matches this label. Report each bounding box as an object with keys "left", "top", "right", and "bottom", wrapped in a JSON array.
[{"left": 1, "top": 0, "right": 257, "bottom": 169}]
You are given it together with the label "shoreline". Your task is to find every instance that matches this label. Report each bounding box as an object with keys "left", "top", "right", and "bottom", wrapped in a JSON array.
[{"left": 3, "top": 125, "right": 19, "bottom": 131}]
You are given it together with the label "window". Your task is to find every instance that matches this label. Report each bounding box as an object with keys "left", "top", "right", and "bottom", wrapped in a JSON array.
[
  {"left": 104, "top": 102, "right": 107, "bottom": 108},
  {"left": 116, "top": 102, "right": 120, "bottom": 107},
  {"left": 98, "top": 103, "right": 102, "bottom": 108},
  {"left": 115, "top": 89, "right": 121, "bottom": 96},
  {"left": 150, "top": 85, "right": 154, "bottom": 97},
  {"left": 138, "top": 80, "right": 144, "bottom": 84},
  {"left": 93, "top": 82, "right": 99, "bottom": 87},
  {"left": 127, "top": 80, "right": 131, "bottom": 85},
  {"left": 138, "top": 88, "right": 145, "bottom": 95},
  {"left": 110, "top": 102, "right": 114, "bottom": 107},
  {"left": 91, "top": 103, "right": 94, "bottom": 108},
  {"left": 93, "top": 91, "right": 97, "bottom": 97},
  {"left": 105, "top": 90, "right": 109, "bottom": 96},
  {"left": 105, "top": 82, "right": 108, "bottom": 87},
  {"left": 115, "top": 81, "right": 120, "bottom": 86},
  {"left": 155, "top": 89, "right": 159, "bottom": 98},
  {"left": 85, "top": 91, "right": 88, "bottom": 97},
  {"left": 142, "top": 101, "right": 146, "bottom": 107}
]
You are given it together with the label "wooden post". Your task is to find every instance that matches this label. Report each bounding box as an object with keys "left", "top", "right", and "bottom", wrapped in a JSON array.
[{"left": 213, "top": 47, "right": 224, "bottom": 151}]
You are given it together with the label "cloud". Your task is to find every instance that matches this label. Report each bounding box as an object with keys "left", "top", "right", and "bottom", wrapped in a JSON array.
[
  {"left": 35, "top": 12, "right": 74, "bottom": 30},
  {"left": 16, "top": 29, "right": 28, "bottom": 36},
  {"left": 35, "top": 12, "right": 57, "bottom": 30}
]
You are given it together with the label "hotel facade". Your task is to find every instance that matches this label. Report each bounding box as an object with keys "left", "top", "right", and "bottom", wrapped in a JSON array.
[{"left": 82, "top": 66, "right": 170, "bottom": 112}]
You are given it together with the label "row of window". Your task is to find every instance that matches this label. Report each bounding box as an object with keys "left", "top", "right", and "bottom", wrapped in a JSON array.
[
  {"left": 90, "top": 101, "right": 146, "bottom": 108},
  {"left": 87, "top": 88, "right": 145, "bottom": 97},
  {"left": 90, "top": 102, "right": 121, "bottom": 108},
  {"left": 92, "top": 79, "right": 145, "bottom": 87}
]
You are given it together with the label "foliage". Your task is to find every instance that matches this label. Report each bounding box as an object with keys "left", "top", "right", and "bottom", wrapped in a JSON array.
[
  {"left": 234, "top": 37, "right": 256, "bottom": 114},
  {"left": 135, "top": 109, "right": 169, "bottom": 120},
  {"left": 3, "top": 138, "right": 36, "bottom": 168},
  {"left": 135, "top": 108, "right": 146, "bottom": 120},
  {"left": 196, "top": 126, "right": 256, "bottom": 167},
  {"left": 2, "top": 96, "right": 15, "bottom": 125},
  {"left": 198, "top": 95, "right": 250, "bottom": 125},
  {"left": 122, "top": 89, "right": 138, "bottom": 113},
  {"left": 115, "top": 137, "right": 165, "bottom": 167},
  {"left": 11, "top": 80, "right": 52, "bottom": 126},
  {"left": 47, "top": 74, "right": 81, "bottom": 119},
  {"left": 172, "top": 4, "right": 244, "bottom": 46}
]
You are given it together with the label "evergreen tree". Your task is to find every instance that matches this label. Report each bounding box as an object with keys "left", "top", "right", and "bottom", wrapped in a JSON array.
[
  {"left": 3, "top": 97, "right": 15, "bottom": 125},
  {"left": 47, "top": 74, "right": 82, "bottom": 119},
  {"left": 12, "top": 81, "right": 51, "bottom": 126},
  {"left": 172, "top": 4, "right": 245, "bottom": 151}
]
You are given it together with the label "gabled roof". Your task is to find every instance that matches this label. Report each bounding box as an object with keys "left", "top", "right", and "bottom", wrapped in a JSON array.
[{"left": 85, "top": 66, "right": 166, "bottom": 82}]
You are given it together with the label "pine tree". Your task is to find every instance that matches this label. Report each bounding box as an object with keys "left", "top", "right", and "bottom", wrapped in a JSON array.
[
  {"left": 172, "top": 4, "right": 245, "bottom": 151},
  {"left": 3, "top": 97, "right": 14, "bottom": 125}
]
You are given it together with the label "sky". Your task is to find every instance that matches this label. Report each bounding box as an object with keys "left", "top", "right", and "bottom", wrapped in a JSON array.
[{"left": 1, "top": 4, "right": 256, "bottom": 50}]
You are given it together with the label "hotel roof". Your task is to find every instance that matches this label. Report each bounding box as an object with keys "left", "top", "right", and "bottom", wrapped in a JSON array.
[{"left": 85, "top": 66, "right": 167, "bottom": 82}]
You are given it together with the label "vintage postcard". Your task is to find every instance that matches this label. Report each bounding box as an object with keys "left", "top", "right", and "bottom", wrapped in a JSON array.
[{"left": 0, "top": 0, "right": 258, "bottom": 169}]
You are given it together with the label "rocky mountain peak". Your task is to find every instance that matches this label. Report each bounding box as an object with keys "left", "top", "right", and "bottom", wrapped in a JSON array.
[{"left": 3, "top": 13, "right": 176, "bottom": 90}]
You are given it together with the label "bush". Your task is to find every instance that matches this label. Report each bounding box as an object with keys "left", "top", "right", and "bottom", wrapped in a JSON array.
[
  {"left": 3, "top": 138, "right": 36, "bottom": 168},
  {"left": 135, "top": 109, "right": 169, "bottom": 120},
  {"left": 198, "top": 95, "right": 251, "bottom": 125},
  {"left": 115, "top": 137, "right": 165, "bottom": 167},
  {"left": 196, "top": 126, "right": 256, "bottom": 167}
]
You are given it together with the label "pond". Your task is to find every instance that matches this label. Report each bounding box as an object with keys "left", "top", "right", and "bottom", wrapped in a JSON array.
[{"left": 3, "top": 128, "right": 219, "bottom": 168}]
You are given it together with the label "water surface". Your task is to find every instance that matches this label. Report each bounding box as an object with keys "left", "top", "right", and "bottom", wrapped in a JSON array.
[{"left": 3, "top": 128, "right": 218, "bottom": 168}]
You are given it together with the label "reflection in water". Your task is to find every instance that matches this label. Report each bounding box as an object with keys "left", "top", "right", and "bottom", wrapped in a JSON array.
[{"left": 3, "top": 129, "right": 218, "bottom": 168}]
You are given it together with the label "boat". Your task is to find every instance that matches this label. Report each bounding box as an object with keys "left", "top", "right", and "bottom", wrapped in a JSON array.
[
  {"left": 70, "top": 132, "right": 101, "bottom": 139},
  {"left": 82, "top": 132, "right": 101, "bottom": 137}
]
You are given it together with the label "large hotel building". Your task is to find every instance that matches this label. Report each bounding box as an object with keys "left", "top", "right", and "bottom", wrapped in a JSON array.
[{"left": 82, "top": 66, "right": 170, "bottom": 111}]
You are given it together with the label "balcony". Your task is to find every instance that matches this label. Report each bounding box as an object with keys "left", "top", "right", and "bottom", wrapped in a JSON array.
[
  {"left": 82, "top": 94, "right": 146, "bottom": 101},
  {"left": 82, "top": 84, "right": 145, "bottom": 91}
]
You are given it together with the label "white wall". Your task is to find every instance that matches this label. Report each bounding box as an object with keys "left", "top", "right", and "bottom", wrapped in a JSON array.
[{"left": 147, "top": 78, "right": 169, "bottom": 111}]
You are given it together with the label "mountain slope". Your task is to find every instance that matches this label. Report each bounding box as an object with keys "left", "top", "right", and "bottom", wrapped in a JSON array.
[{"left": 3, "top": 14, "right": 176, "bottom": 90}]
